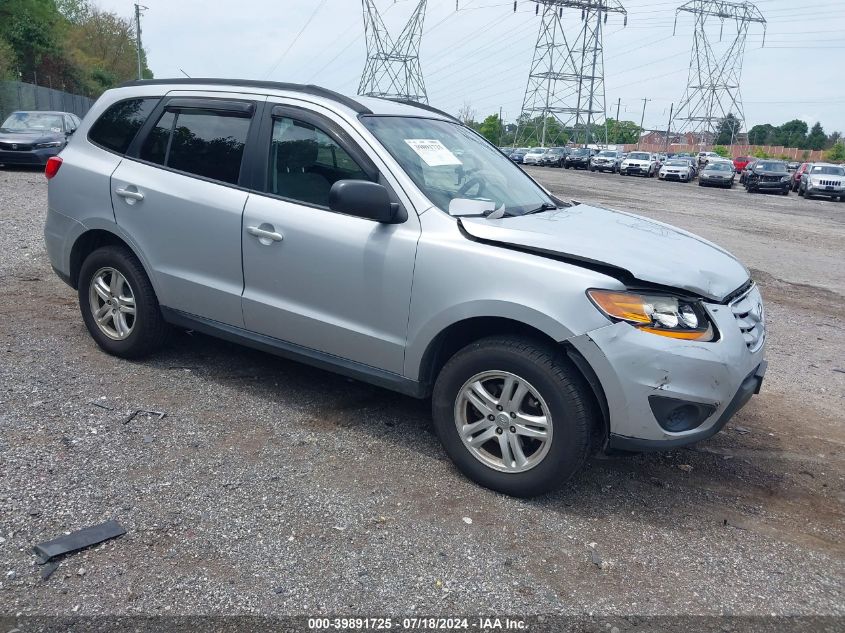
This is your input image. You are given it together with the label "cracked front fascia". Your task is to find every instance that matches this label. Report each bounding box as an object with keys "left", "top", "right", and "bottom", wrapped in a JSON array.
[{"left": 569, "top": 310, "right": 759, "bottom": 442}]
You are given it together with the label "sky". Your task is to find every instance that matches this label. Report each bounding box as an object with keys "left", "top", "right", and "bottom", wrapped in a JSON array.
[{"left": 97, "top": 0, "right": 845, "bottom": 134}]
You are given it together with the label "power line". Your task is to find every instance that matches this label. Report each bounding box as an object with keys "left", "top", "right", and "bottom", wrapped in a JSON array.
[{"left": 263, "top": 0, "right": 328, "bottom": 79}]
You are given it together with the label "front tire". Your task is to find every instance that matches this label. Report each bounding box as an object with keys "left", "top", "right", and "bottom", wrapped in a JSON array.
[
  {"left": 432, "top": 336, "right": 594, "bottom": 497},
  {"left": 78, "top": 245, "right": 169, "bottom": 359}
]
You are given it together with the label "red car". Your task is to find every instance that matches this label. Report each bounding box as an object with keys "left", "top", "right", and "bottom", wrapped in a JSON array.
[
  {"left": 733, "top": 156, "right": 750, "bottom": 173},
  {"left": 792, "top": 162, "right": 811, "bottom": 192}
]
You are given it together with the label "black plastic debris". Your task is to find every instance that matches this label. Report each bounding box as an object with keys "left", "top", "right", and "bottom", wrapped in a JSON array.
[
  {"left": 123, "top": 409, "right": 166, "bottom": 424},
  {"left": 32, "top": 520, "right": 126, "bottom": 563},
  {"left": 40, "top": 561, "right": 60, "bottom": 581}
]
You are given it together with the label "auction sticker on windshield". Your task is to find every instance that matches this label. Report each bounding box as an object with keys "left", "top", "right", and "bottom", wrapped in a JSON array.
[{"left": 404, "top": 139, "right": 462, "bottom": 167}]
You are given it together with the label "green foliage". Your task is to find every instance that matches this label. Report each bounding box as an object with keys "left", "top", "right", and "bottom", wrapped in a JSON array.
[
  {"left": 478, "top": 113, "right": 502, "bottom": 145},
  {"left": 825, "top": 142, "right": 845, "bottom": 162},
  {"left": 752, "top": 148, "right": 771, "bottom": 159},
  {"left": 0, "top": 0, "right": 151, "bottom": 97},
  {"left": 0, "top": 37, "right": 15, "bottom": 80},
  {"left": 604, "top": 118, "right": 641, "bottom": 144},
  {"left": 714, "top": 113, "right": 741, "bottom": 145},
  {"left": 774, "top": 119, "right": 808, "bottom": 148},
  {"left": 806, "top": 122, "right": 826, "bottom": 151},
  {"left": 748, "top": 123, "right": 775, "bottom": 145},
  {"left": 712, "top": 145, "right": 730, "bottom": 158}
]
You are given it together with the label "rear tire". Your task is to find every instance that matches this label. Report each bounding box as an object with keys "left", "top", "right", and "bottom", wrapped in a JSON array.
[
  {"left": 432, "top": 336, "right": 594, "bottom": 497},
  {"left": 78, "top": 245, "right": 169, "bottom": 359}
]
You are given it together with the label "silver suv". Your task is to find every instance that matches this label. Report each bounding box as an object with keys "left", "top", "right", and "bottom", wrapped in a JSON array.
[{"left": 44, "top": 79, "right": 767, "bottom": 497}]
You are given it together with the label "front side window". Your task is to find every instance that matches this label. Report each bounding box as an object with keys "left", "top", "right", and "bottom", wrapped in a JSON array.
[
  {"left": 267, "top": 116, "right": 367, "bottom": 207},
  {"left": 361, "top": 116, "right": 554, "bottom": 217},
  {"left": 88, "top": 98, "right": 159, "bottom": 154},
  {"left": 139, "top": 108, "right": 250, "bottom": 185}
]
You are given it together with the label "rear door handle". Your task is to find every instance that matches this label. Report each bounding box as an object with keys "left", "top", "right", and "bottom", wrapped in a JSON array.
[
  {"left": 247, "top": 225, "right": 284, "bottom": 243},
  {"left": 115, "top": 188, "right": 144, "bottom": 201}
]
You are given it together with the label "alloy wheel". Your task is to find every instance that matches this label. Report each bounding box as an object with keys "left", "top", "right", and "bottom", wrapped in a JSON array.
[
  {"left": 88, "top": 267, "right": 136, "bottom": 340},
  {"left": 454, "top": 371, "right": 553, "bottom": 473}
]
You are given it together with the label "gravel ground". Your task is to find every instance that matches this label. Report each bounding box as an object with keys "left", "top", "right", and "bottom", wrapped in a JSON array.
[{"left": 0, "top": 165, "right": 843, "bottom": 618}]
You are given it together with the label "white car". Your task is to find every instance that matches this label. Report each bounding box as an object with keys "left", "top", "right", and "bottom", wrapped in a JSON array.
[
  {"left": 620, "top": 151, "right": 658, "bottom": 177},
  {"left": 658, "top": 159, "right": 694, "bottom": 182},
  {"left": 522, "top": 147, "right": 547, "bottom": 166}
]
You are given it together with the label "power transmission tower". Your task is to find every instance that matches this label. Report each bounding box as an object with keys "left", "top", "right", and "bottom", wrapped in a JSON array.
[
  {"left": 515, "top": 1, "right": 627, "bottom": 148},
  {"left": 359, "top": 0, "right": 428, "bottom": 104},
  {"left": 672, "top": 0, "right": 765, "bottom": 143}
]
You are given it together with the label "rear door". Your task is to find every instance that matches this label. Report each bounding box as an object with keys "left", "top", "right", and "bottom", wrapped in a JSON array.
[
  {"left": 239, "top": 102, "right": 420, "bottom": 374},
  {"left": 112, "top": 92, "right": 262, "bottom": 326}
]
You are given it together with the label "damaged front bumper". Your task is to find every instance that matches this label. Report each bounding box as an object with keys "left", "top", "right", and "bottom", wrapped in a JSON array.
[{"left": 569, "top": 288, "right": 767, "bottom": 450}]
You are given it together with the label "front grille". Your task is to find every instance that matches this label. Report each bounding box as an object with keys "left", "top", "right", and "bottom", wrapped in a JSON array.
[
  {"left": 0, "top": 142, "right": 33, "bottom": 151},
  {"left": 761, "top": 175, "right": 781, "bottom": 182},
  {"left": 730, "top": 284, "right": 765, "bottom": 352},
  {"left": 818, "top": 179, "right": 842, "bottom": 187}
]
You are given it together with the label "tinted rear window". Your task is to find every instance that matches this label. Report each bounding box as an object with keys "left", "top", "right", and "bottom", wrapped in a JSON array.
[
  {"left": 139, "top": 108, "right": 250, "bottom": 185},
  {"left": 88, "top": 98, "right": 159, "bottom": 154}
]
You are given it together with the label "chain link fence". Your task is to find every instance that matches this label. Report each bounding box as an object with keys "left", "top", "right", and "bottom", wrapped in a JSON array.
[{"left": 0, "top": 80, "right": 95, "bottom": 122}]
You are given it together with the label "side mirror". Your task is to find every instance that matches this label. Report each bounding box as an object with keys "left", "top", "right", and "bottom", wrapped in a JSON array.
[
  {"left": 329, "top": 180, "right": 402, "bottom": 223},
  {"left": 66, "top": 128, "right": 76, "bottom": 136}
]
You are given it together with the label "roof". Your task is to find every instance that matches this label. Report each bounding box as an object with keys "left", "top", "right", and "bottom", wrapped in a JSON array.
[
  {"left": 9, "top": 110, "right": 74, "bottom": 115},
  {"left": 118, "top": 78, "right": 456, "bottom": 121}
]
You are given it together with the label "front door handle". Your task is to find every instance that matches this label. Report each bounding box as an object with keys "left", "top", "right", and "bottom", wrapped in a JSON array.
[
  {"left": 115, "top": 187, "right": 144, "bottom": 201},
  {"left": 247, "top": 225, "right": 284, "bottom": 243}
]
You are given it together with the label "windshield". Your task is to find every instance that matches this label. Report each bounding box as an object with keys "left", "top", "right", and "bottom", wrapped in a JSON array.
[
  {"left": 597, "top": 150, "right": 616, "bottom": 157},
  {"left": 810, "top": 165, "right": 844, "bottom": 176},
  {"left": 528, "top": 147, "right": 543, "bottom": 153},
  {"left": 1, "top": 112, "right": 64, "bottom": 133},
  {"left": 757, "top": 161, "right": 787, "bottom": 172},
  {"left": 627, "top": 152, "right": 650, "bottom": 160},
  {"left": 572, "top": 148, "right": 590, "bottom": 156},
  {"left": 706, "top": 162, "right": 732, "bottom": 171},
  {"left": 665, "top": 160, "right": 688, "bottom": 167},
  {"left": 361, "top": 116, "right": 554, "bottom": 217}
]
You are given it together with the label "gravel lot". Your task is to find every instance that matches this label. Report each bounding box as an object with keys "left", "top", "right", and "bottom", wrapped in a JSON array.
[{"left": 0, "top": 165, "right": 843, "bottom": 618}]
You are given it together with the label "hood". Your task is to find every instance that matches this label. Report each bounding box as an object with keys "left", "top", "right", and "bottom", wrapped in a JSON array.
[
  {"left": 459, "top": 203, "right": 749, "bottom": 301},
  {"left": 0, "top": 130, "right": 64, "bottom": 145}
]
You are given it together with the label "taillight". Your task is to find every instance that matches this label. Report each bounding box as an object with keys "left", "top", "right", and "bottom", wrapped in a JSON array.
[{"left": 45, "top": 156, "right": 63, "bottom": 180}]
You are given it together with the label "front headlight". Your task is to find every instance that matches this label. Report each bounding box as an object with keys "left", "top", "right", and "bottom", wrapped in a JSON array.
[
  {"left": 35, "top": 141, "right": 64, "bottom": 148},
  {"left": 587, "top": 289, "right": 715, "bottom": 341},
  {"left": 781, "top": 175, "right": 791, "bottom": 182}
]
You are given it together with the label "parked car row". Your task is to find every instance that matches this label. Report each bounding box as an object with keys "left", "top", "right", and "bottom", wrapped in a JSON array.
[{"left": 509, "top": 147, "right": 844, "bottom": 201}]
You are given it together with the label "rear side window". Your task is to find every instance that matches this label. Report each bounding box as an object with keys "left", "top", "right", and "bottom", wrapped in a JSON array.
[
  {"left": 88, "top": 98, "right": 159, "bottom": 154},
  {"left": 139, "top": 109, "right": 250, "bottom": 185}
]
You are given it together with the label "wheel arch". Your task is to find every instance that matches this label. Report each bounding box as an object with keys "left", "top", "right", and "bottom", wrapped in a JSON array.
[
  {"left": 415, "top": 316, "right": 609, "bottom": 446},
  {"left": 69, "top": 228, "right": 151, "bottom": 291}
]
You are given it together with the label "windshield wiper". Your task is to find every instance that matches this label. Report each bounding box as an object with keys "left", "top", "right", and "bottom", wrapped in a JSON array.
[{"left": 523, "top": 202, "right": 558, "bottom": 215}]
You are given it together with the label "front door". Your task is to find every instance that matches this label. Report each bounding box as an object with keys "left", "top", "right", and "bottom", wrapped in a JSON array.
[{"left": 240, "top": 104, "right": 419, "bottom": 374}]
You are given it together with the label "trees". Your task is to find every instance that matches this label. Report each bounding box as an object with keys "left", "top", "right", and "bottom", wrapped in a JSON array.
[
  {"left": 0, "top": 0, "right": 150, "bottom": 97},
  {"left": 478, "top": 114, "right": 503, "bottom": 145},
  {"left": 806, "top": 122, "right": 826, "bottom": 151},
  {"left": 825, "top": 142, "right": 845, "bottom": 162},
  {"left": 773, "top": 119, "right": 808, "bottom": 148},
  {"left": 714, "top": 113, "right": 741, "bottom": 145},
  {"left": 748, "top": 123, "right": 775, "bottom": 145},
  {"left": 604, "top": 118, "right": 641, "bottom": 145}
]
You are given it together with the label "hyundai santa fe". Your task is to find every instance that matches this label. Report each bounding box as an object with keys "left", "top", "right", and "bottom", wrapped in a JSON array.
[{"left": 44, "top": 79, "right": 767, "bottom": 497}]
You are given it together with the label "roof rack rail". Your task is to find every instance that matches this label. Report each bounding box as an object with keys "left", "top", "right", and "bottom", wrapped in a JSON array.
[
  {"left": 385, "top": 98, "right": 459, "bottom": 123},
  {"left": 118, "top": 78, "right": 373, "bottom": 114}
]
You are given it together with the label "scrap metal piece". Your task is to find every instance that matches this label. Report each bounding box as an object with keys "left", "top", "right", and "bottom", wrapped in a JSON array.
[
  {"left": 123, "top": 409, "right": 166, "bottom": 424},
  {"left": 32, "top": 520, "right": 126, "bottom": 563}
]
